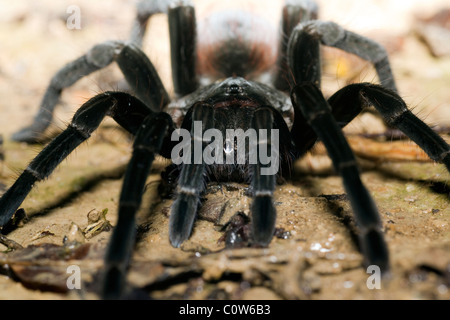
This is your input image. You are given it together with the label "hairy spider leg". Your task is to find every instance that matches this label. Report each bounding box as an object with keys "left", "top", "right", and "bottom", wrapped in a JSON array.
[
  {"left": 328, "top": 84, "right": 450, "bottom": 172},
  {"left": 169, "top": 102, "right": 215, "bottom": 247},
  {"left": 128, "top": 0, "right": 198, "bottom": 96},
  {"left": 283, "top": 9, "right": 387, "bottom": 154},
  {"left": 102, "top": 111, "right": 174, "bottom": 300},
  {"left": 274, "top": 0, "right": 319, "bottom": 91},
  {"left": 116, "top": 44, "right": 171, "bottom": 112},
  {"left": 0, "top": 92, "right": 158, "bottom": 226},
  {"left": 288, "top": 20, "right": 398, "bottom": 93},
  {"left": 12, "top": 42, "right": 169, "bottom": 143},
  {"left": 249, "top": 108, "right": 278, "bottom": 246},
  {"left": 291, "top": 83, "right": 390, "bottom": 273},
  {"left": 168, "top": 1, "right": 199, "bottom": 97},
  {"left": 129, "top": 0, "right": 174, "bottom": 47}
]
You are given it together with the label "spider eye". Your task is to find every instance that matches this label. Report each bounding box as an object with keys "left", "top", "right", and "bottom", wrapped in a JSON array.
[{"left": 226, "top": 84, "right": 242, "bottom": 95}]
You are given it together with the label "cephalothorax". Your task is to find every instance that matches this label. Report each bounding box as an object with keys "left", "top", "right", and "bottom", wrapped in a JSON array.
[{"left": 1, "top": 0, "right": 449, "bottom": 299}]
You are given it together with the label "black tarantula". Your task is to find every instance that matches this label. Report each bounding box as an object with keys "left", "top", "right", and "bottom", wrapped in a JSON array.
[{"left": 1, "top": 0, "right": 449, "bottom": 299}]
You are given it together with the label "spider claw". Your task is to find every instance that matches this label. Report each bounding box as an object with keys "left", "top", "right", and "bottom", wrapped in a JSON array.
[
  {"left": 101, "top": 266, "right": 125, "bottom": 300},
  {"left": 169, "top": 193, "right": 198, "bottom": 247},
  {"left": 360, "top": 227, "right": 390, "bottom": 274},
  {"left": 251, "top": 196, "right": 276, "bottom": 247}
]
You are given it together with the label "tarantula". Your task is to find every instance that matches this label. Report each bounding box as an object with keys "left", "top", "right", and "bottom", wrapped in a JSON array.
[{"left": 1, "top": 0, "right": 449, "bottom": 299}]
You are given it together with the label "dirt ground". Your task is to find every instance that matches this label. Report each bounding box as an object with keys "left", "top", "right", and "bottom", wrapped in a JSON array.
[{"left": 0, "top": 0, "right": 449, "bottom": 300}]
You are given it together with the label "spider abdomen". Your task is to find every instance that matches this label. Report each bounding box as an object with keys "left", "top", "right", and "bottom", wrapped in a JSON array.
[{"left": 196, "top": 10, "right": 277, "bottom": 80}]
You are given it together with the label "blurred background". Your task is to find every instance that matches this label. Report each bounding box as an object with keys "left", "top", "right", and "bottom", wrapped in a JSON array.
[{"left": 0, "top": 0, "right": 449, "bottom": 137}]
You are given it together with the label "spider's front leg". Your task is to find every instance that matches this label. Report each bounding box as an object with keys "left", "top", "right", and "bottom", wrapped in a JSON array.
[
  {"left": 291, "top": 83, "right": 390, "bottom": 272},
  {"left": 169, "top": 104, "right": 287, "bottom": 248},
  {"left": 249, "top": 108, "right": 279, "bottom": 246},
  {"left": 102, "top": 111, "right": 174, "bottom": 300},
  {"left": 0, "top": 92, "right": 160, "bottom": 227},
  {"left": 169, "top": 102, "right": 215, "bottom": 247},
  {"left": 0, "top": 40, "right": 170, "bottom": 224},
  {"left": 0, "top": 89, "right": 174, "bottom": 301}
]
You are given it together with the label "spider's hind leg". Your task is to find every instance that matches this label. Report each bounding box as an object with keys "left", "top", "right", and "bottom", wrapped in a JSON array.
[
  {"left": 12, "top": 41, "right": 169, "bottom": 143},
  {"left": 274, "top": 0, "right": 319, "bottom": 91},
  {"left": 168, "top": 0, "right": 198, "bottom": 97},
  {"left": 288, "top": 20, "right": 398, "bottom": 92},
  {"left": 129, "top": 0, "right": 174, "bottom": 47}
]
